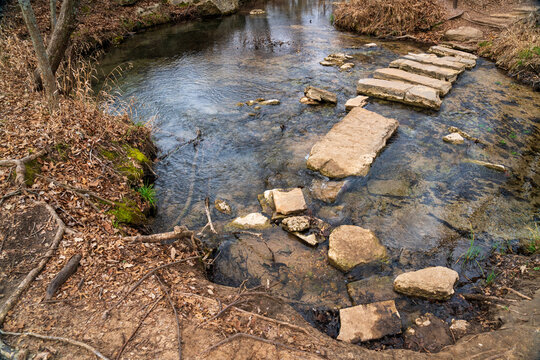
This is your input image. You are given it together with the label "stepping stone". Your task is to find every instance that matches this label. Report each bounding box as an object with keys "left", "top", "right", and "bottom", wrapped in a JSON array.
[
  {"left": 436, "top": 55, "right": 476, "bottom": 69},
  {"left": 428, "top": 45, "right": 478, "bottom": 61},
  {"left": 337, "top": 300, "right": 401, "bottom": 342},
  {"left": 373, "top": 68, "right": 452, "bottom": 96},
  {"left": 328, "top": 225, "right": 387, "bottom": 272},
  {"left": 403, "top": 53, "right": 467, "bottom": 71},
  {"left": 393, "top": 266, "right": 459, "bottom": 300},
  {"left": 347, "top": 275, "right": 398, "bottom": 305},
  {"left": 310, "top": 179, "right": 347, "bottom": 203},
  {"left": 306, "top": 107, "right": 399, "bottom": 178},
  {"left": 344, "top": 95, "right": 368, "bottom": 111},
  {"left": 231, "top": 213, "right": 270, "bottom": 230},
  {"left": 389, "top": 59, "right": 461, "bottom": 82},
  {"left": 272, "top": 188, "right": 307, "bottom": 215},
  {"left": 356, "top": 78, "right": 442, "bottom": 109}
]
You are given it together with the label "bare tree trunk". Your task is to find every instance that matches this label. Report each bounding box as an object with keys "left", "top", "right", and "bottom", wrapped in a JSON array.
[
  {"left": 50, "top": 0, "right": 57, "bottom": 28},
  {"left": 34, "top": 0, "right": 81, "bottom": 91},
  {"left": 18, "top": 0, "right": 58, "bottom": 110}
]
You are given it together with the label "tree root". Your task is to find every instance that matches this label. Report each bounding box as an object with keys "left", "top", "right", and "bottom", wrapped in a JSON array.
[
  {"left": 0, "top": 329, "right": 110, "bottom": 360},
  {"left": 123, "top": 226, "right": 195, "bottom": 243},
  {"left": 37, "top": 175, "right": 115, "bottom": 207},
  {"left": 0, "top": 201, "right": 66, "bottom": 325},
  {"left": 0, "top": 149, "right": 47, "bottom": 187},
  {"left": 45, "top": 254, "right": 82, "bottom": 300}
]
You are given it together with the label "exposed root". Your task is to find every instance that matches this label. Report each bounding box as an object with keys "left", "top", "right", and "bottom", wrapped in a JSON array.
[
  {"left": 45, "top": 254, "right": 82, "bottom": 301},
  {"left": 0, "top": 201, "right": 66, "bottom": 325},
  {"left": 0, "top": 149, "right": 47, "bottom": 187},
  {"left": 0, "top": 329, "right": 110, "bottom": 360},
  {"left": 37, "top": 175, "right": 115, "bottom": 207}
]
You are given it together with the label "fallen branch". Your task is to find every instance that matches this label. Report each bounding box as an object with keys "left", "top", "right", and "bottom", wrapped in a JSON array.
[
  {"left": 157, "top": 129, "right": 202, "bottom": 161},
  {"left": 0, "top": 329, "right": 110, "bottom": 360},
  {"left": 172, "top": 140, "right": 201, "bottom": 226},
  {"left": 107, "top": 256, "right": 200, "bottom": 313},
  {"left": 0, "top": 189, "right": 22, "bottom": 206},
  {"left": 203, "top": 333, "right": 307, "bottom": 355},
  {"left": 446, "top": 10, "right": 464, "bottom": 21},
  {"left": 155, "top": 275, "right": 182, "bottom": 360},
  {"left": 462, "top": 293, "right": 517, "bottom": 303},
  {"left": 0, "top": 149, "right": 47, "bottom": 187},
  {"left": 502, "top": 286, "right": 532, "bottom": 301},
  {"left": 123, "top": 226, "right": 195, "bottom": 243},
  {"left": 0, "top": 201, "right": 65, "bottom": 325},
  {"left": 115, "top": 295, "right": 164, "bottom": 360},
  {"left": 45, "top": 254, "right": 82, "bottom": 301},
  {"left": 204, "top": 197, "right": 217, "bottom": 234}
]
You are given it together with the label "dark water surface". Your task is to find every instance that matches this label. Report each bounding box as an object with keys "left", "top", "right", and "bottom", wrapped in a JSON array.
[{"left": 97, "top": 0, "right": 540, "bottom": 329}]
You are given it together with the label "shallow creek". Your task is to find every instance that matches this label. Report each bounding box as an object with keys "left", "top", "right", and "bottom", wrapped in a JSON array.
[{"left": 97, "top": 0, "right": 540, "bottom": 344}]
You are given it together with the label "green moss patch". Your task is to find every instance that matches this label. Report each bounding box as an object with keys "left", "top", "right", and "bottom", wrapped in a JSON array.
[{"left": 109, "top": 199, "right": 146, "bottom": 226}]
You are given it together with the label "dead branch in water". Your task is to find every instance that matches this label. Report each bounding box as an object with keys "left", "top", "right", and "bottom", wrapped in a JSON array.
[
  {"left": 123, "top": 225, "right": 195, "bottom": 243},
  {"left": 0, "top": 149, "right": 47, "bottom": 187},
  {"left": 0, "top": 201, "right": 66, "bottom": 325},
  {"left": 157, "top": 129, "right": 202, "bottom": 161},
  {"left": 114, "top": 295, "right": 164, "bottom": 360},
  {"left": 0, "top": 329, "right": 110, "bottom": 360},
  {"left": 45, "top": 254, "right": 82, "bottom": 300},
  {"left": 204, "top": 197, "right": 217, "bottom": 234},
  {"left": 155, "top": 275, "right": 182, "bottom": 360}
]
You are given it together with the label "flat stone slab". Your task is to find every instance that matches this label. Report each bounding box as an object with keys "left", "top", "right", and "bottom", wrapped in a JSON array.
[
  {"left": 445, "top": 26, "right": 483, "bottom": 42},
  {"left": 357, "top": 78, "right": 442, "bottom": 109},
  {"left": 436, "top": 55, "right": 476, "bottom": 69},
  {"left": 328, "top": 225, "right": 387, "bottom": 272},
  {"left": 345, "top": 95, "right": 368, "bottom": 111},
  {"left": 393, "top": 266, "right": 459, "bottom": 300},
  {"left": 337, "top": 300, "right": 401, "bottom": 342},
  {"left": 404, "top": 53, "right": 467, "bottom": 72},
  {"left": 231, "top": 213, "right": 270, "bottom": 230},
  {"left": 389, "top": 58, "right": 461, "bottom": 82},
  {"left": 310, "top": 179, "right": 347, "bottom": 203},
  {"left": 347, "top": 275, "right": 398, "bottom": 305},
  {"left": 272, "top": 188, "right": 307, "bottom": 215},
  {"left": 373, "top": 68, "right": 452, "bottom": 96},
  {"left": 307, "top": 107, "right": 399, "bottom": 178},
  {"left": 428, "top": 45, "right": 478, "bottom": 61}
]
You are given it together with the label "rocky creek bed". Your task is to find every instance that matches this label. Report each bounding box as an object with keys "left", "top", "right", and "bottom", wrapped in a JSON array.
[{"left": 96, "top": 0, "right": 540, "bottom": 353}]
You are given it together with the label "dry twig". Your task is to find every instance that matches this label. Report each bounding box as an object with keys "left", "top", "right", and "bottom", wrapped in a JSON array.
[
  {"left": 204, "top": 197, "right": 217, "bottom": 234},
  {"left": 502, "top": 286, "right": 532, "bottom": 301},
  {"left": 0, "top": 201, "right": 66, "bottom": 325},
  {"left": 0, "top": 329, "right": 110, "bottom": 360},
  {"left": 115, "top": 295, "right": 164, "bottom": 360}
]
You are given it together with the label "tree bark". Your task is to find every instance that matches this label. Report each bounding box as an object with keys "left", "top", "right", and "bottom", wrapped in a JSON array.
[
  {"left": 50, "top": 0, "right": 57, "bottom": 29},
  {"left": 18, "top": 0, "right": 58, "bottom": 110},
  {"left": 34, "top": 0, "right": 81, "bottom": 91}
]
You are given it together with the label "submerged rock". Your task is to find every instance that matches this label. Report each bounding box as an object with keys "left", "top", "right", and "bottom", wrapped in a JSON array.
[
  {"left": 404, "top": 313, "right": 453, "bottom": 352},
  {"left": 304, "top": 86, "right": 337, "bottom": 104},
  {"left": 272, "top": 188, "right": 307, "bottom": 215},
  {"left": 259, "top": 99, "right": 280, "bottom": 105},
  {"left": 465, "top": 159, "right": 507, "bottom": 172},
  {"left": 281, "top": 216, "right": 310, "bottom": 232},
  {"left": 344, "top": 95, "right": 368, "bottom": 111},
  {"left": 319, "top": 60, "right": 334, "bottom": 67},
  {"left": 367, "top": 179, "right": 411, "bottom": 197},
  {"left": 310, "top": 179, "right": 347, "bottom": 203},
  {"left": 230, "top": 213, "right": 270, "bottom": 230},
  {"left": 393, "top": 266, "right": 459, "bottom": 300},
  {"left": 339, "top": 63, "right": 355, "bottom": 71},
  {"left": 347, "top": 275, "right": 398, "bottom": 305},
  {"left": 292, "top": 232, "right": 318, "bottom": 246},
  {"left": 307, "top": 107, "right": 399, "bottom": 178},
  {"left": 443, "top": 132, "right": 465, "bottom": 144},
  {"left": 328, "top": 225, "right": 387, "bottom": 272},
  {"left": 214, "top": 199, "right": 232, "bottom": 214},
  {"left": 299, "top": 96, "right": 319, "bottom": 105},
  {"left": 249, "top": 9, "right": 266, "bottom": 15},
  {"left": 337, "top": 300, "right": 401, "bottom": 342},
  {"left": 445, "top": 26, "right": 483, "bottom": 42}
]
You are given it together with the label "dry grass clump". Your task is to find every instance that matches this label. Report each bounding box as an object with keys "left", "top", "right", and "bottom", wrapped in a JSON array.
[
  {"left": 333, "top": 0, "right": 445, "bottom": 37},
  {"left": 478, "top": 12, "right": 539, "bottom": 88}
]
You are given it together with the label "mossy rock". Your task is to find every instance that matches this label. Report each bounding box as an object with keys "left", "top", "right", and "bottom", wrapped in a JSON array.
[
  {"left": 99, "top": 145, "right": 149, "bottom": 184},
  {"left": 109, "top": 201, "right": 146, "bottom": 226},
  {"left": 124, "top": 145, "right": 150, "bottom": 164}
]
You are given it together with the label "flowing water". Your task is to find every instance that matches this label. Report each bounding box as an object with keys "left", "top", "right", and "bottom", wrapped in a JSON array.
[{"left": 97, "top": 0, "right": 540, "bottom": 339}]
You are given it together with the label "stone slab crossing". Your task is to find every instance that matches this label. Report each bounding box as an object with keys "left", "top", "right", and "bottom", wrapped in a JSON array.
[
  {"left": 307, "top": 107, "right": 399, "bottom": 178},
  {"left": 357, "top": 78, "right": 442, "bottom": 109},
  {"left": 373, "top": 68, "right": 452, "bottom": 96},
  {"left": 403, "top": 53, "right": 467, "bottom": 72},
  {"left": 389, "top": 58, "right": 461, "bottom": 82},
  {"left": 428, "top": 45, "right": 478, "bottom": 61}
]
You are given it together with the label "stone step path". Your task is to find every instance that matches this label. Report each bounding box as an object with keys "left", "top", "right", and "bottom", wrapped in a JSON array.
[{"left": 356, "top": 45, "right": 478, "bottom": 109}]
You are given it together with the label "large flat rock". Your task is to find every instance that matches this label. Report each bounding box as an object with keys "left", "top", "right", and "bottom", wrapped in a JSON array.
[
  {"left": 337, "top": 300, "right": 401, "bottom": 342},
  {"left": 273, "top": 188, "right": 307, "bottom": 215},
  {"left": 306, "top": 107, "right": 399, "bottom": 178},
  {"left": 393, "top": 266, "right": 459, "bottom": 300},
  {"left": 373, "top": 68, "right": 452, "bottom": 96},
  {"left": 436, "top": 55, "right": 476, "bottom": 69},
  {"left": 357, "top": 78, "right": 442, "bottom": 109},
  {"left": 328, "top": 225, "right": 387, "bottom": 272},
  {"left": 403, "top": 53, "right": 467, "bottom": 71},
  {"left": 389, "top": 58, "right": 461, "bottom": 82},
  {"left": 428, "top": 45, "right": 478, "bottom": 60}
]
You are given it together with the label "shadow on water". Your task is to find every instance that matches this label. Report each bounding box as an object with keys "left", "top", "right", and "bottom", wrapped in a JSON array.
[{"left": 96, "top": 0, "right": 540, "bottom": 344}]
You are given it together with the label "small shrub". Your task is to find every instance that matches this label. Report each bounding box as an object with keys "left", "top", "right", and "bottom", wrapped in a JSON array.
[{"left": 138, "top": 184, "right": 156, "bottom": 206}]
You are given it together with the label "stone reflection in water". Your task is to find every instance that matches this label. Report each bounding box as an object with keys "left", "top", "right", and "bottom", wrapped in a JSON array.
[{"left": 97, "top": 0, "right": 540, "bottom": 311}]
